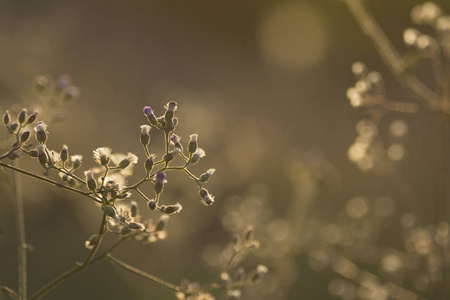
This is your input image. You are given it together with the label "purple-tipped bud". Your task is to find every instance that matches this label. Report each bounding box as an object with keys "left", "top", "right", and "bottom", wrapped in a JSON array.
[
  {"left": 56, "top": 74, "right": 72, "bottom": 90},
  {"left": 35, "top": 121, "right": 48, "bottom": 144},
  {"left": 154, "top": 172, "right": 166, "bottom": 194},
  {"left": 143, "top": 106, "right": 159, "bottom": 126},
  {"left": 170, "top": 134, "right": 182, "bottom": 148},
  {"left": 199, "top": 188, "right": 215, "bottom": 206},
  {"left": 3, "top": 110, "right": 10, "bottom": 125},
  {"left": 20, "top": 131, "right": 31, "bottom": 143},
  {"left": 60, "top": 145, "right": 69, "bottom": 164},
  {"left": 155, "top": 172, "right": 166, "bottom": 185},
  {"left": 18, "top": 109, "right": 27, "bottom": 124}
]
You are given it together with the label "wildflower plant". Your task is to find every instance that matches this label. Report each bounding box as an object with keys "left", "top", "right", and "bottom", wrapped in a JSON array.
[{"left": 0, "top": 81, "right": 266, "bottom": 299}]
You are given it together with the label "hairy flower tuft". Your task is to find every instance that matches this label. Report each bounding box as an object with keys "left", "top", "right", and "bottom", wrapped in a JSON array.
[{"left": 93, "top": 147, "right": 112, "bottom": 166}]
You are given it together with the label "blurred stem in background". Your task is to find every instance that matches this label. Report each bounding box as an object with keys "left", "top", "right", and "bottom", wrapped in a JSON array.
[
  {"left": 12, "top": 160, "right": 27, "bottom": 300},
  {"left": 343, "top": 0, "right": 450, "bottom": 298}
]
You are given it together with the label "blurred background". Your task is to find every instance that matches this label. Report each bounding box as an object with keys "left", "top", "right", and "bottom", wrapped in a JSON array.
[{"left": 1, "top": 0, "right": 450, "bottom": 299}]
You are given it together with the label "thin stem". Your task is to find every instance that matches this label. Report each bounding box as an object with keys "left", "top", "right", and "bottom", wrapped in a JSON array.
[
  {"left": 343, "top": 0, "right": 439, "bottom": 109},
  {"left": 0, "top": 161, "right": 100, "bottom": 203},
  {"left": 83, "top": 213, "right": 107, "bottom": 265},
  {"left": 32, "top": 237, "right": 126, "bottom": 300},
  {"left": 105, "top": 255, "right": 180, "bottom": 292},
  {"left": 0, "top": 286, "right": 19, "bottom": 299},
  {"left": 12, "top": 160, "right": 27, "bottom": 300}
]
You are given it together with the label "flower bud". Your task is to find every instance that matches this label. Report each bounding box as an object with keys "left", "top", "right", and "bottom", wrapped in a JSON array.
[
  {"left": 170, "top": 134, "right": 182, "bottom": 148},
  {"left": 60, "top": 145, "right": 69, "bottom": 164},
  {"left": 118, "top": 153, "right": 138, "bottom": 169},
  {"left": 93, "top": 147, "right": 111, "bottom": 166},
  {"left": 140, "top": 125, "right": 151, "bottom": 146},
  {"left": 33, "top": 75, "right": 49, "bottom": 94},
  {"left": 155, "top": 214, "right": 169, "bottom": 231},
  {"left": 35, "top": 121, "right": 48, "bottom": 144},
  {"left": 130, "top": 201, "right": 138, "bottom": 218},
  {"left": 163, "top": 148, "right": 181, "bottom": 163},
  {"left": 127, "top": 222, "right": 144, "bottom": 230},
  {"left": 62, "top": 86, "right": 80, "bottom": 102},
  {"left": 199, "top": 188, "right": 214, "bottom": 206},
  {"left": 244, "top": 226, "right": 254, "bottom": 242},
  {"left": 164, "top": 101, "right": 177, "bottom": 123},
  {"left": 148, "top": 199, "right": 157, "bottom": 210},
  {"left": 20, "top": 131, "right": 30, "bottom": 143},
  {"left": 145, "top": 154, "right": 155, "bottom": 174},
  {"left": 234, "top": 267, "right": 245, "bottom": 282},
  {"left": 160, "top": 203, "right": 182, "bottom": 215},
  {"left": 85, "top": 234, "right": 100, "bottom": 250},
  {"left": 143, "top": 106, "right": 159, "bottom": 126},
  {"left": 29, "top": 149, "right": 39, "bottom": 158},
  {"left": 154, "top": 172, "right": 166, "bottom": 194},
  {"left": 56, "top": 74, "right": 72, "bottom": 90},
  {"left": 71, "top": 155, "right": 83, "bottom": 169},
  {"left": 36, "top": 145, "right": 48, "bottom": 166},
  {"left": 249, "top": 265, "right": 268, "bottom": 283},
  {"left": 9, "top": 122, "right": 19, "bottom": 133},
  {"left": 3, "top": 110, "right": 10, "bottom": 125},
  {"left": 188, "top": 134, "right": 198, "bottom": 153},
  {"left": 121, "top": 225, "right": 132, "bottom": 235},
  {"left": 18, "top": 109, "right": 27, "bottom": 124},
  {"left": 84, "top": 170, "right": 97, "bottom": 192},
  {"left": 104, "top": 205, "right": 117, "bottom": 220},
  {"left": 190, "top": 148, "right": 205, "bottom": 165},
  {"left": 26, "top": 112, "right": 38, "bottom": 125},
  {"left": 199, "top": 169, "right": 215, "bottom": 182}
]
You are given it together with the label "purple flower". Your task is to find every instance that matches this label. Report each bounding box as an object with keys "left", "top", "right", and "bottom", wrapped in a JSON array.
[
  {"left": 155, "top": 172, "right": 166, "bottom": 185},
  {"left": 143, "top": 106, "right": 154, "bottom": 117}
]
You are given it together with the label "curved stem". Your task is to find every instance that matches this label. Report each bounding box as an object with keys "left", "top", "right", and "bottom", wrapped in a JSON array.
[{"left": 83, "top": 213, "right": 107, "bottom": 265}]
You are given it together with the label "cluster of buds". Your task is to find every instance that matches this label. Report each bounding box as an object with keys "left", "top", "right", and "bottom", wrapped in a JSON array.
[
  {"left": 143, "top": 101, "right": 179, "bottom": 132},
  {"left": 2, "top": 108, "right": 39, "bottom": 159}
]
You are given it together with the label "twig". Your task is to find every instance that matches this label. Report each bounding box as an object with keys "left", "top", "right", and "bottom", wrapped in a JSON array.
[
  {"left": 106, "top": 255, "right": 180, "bottom": 292},
  {"left": 343, "top": 0, "right": 439, "bottom": 109}
]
